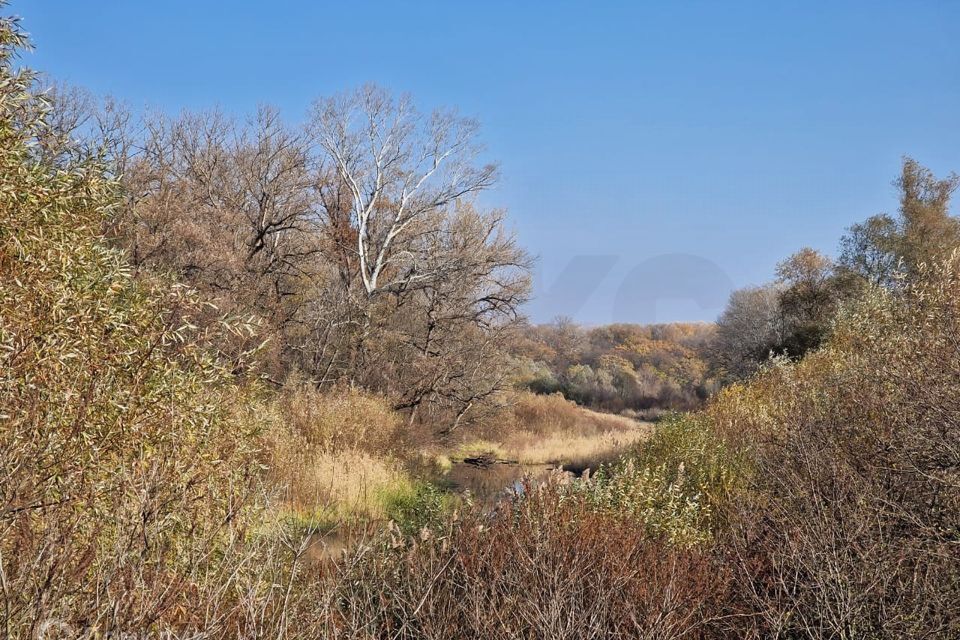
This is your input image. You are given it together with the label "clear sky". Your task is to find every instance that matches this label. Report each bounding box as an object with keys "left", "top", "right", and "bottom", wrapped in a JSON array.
[{"left": 13, "top": 1, "right": 960, "bottom": 324}]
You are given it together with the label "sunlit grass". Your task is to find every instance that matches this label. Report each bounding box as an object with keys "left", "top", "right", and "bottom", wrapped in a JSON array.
[
  {"left": 507, "top": 426, "right": 650, "bottom": 467},
  {"left": 272, "top": 448, "right": 415, "bottom": 531},
  {"left": 452, "top": 439, "right": 509, "bottom": 461},
  {"left": 457, "top": 391, "right": 651, "bottom": 467}
]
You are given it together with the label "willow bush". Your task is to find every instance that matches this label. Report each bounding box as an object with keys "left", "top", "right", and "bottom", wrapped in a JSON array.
[
  {"left": 0, "top": 13, "right": 279, "bottom": 636},
  {"left": 709, "top": 264, "right": 960, "bottom": 638}
]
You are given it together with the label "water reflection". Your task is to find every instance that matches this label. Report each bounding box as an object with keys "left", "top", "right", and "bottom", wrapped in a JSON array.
[{"left": 446, "top": 461, "right": 557, "bottom": 504}]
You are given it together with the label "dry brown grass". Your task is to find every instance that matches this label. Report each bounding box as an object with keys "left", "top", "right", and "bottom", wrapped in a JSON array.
[
  {"left": 465, "top": 391, "right": 651, "bottom": 468},
  {"left": 274, "top": 381, "right": 406, "bottom": 454},
  {"left": 325, "top": 476, "right": 741, "bottom": 640},
  {"left": 273, "top": 448, "right": 414, "bottom": 529},
  {"left": 263, "top": 383, "right": 417, "bottom": 530},
  {"left": 508, "top": 427, "right": 649, "bottom": 468},
  {"left": 507, "top": 391, "right": 641, "bottom": 436}
]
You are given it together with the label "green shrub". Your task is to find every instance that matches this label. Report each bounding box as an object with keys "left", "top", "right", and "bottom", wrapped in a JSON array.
[
  {"left": 382, "top": 481, "right": 457, "bottom": 537},
  {"left": 582, "top": 414, "right": 743, "bottom": 545}
]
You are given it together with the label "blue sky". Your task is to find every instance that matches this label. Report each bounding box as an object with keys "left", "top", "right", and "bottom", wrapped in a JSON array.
[{"left": 14, "top": 1, "right": 960, "bottom": 324}]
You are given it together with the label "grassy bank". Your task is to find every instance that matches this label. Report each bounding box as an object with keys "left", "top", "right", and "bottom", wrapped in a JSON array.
[
  {"left": 269, "top": 387, "right": 650, "bottom": 533},
  {"left": 458, "top": 391, "right": 651, "bottom": 469}
]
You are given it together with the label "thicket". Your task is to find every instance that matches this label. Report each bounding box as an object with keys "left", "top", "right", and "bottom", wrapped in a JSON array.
[
  {"left": 711, "top": 263, "right": 960, "bottom": 637},
  {"left": 39, "top": 66, "right": 532, "bottom": 435},
  {"left": 0, "top": 13, "right": 273, "bottom": 635}
]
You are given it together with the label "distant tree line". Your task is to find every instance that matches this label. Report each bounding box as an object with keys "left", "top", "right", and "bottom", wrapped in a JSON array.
[
  {"left": 511, "top": 319, "right": 717, "bottom": 416},
  {"left": 515, "top": 158, "right": 960, "bottom": 416}
]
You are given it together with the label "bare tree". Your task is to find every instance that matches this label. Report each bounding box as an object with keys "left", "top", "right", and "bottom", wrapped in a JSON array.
[
  {"left": 711, "top": 284, "right": 785, "bottom": 380},
  {"left": 302, "top": 86, "right": 529, "bottom": 426},
  {"left": 370, "top": 204, "right": 531, "bottom": 428},
  {"left": 118, "top": 106, "right": 320, "bottom": 321},
  {"left": 309, "top": 84, "right": 497, "bottom": 297}
]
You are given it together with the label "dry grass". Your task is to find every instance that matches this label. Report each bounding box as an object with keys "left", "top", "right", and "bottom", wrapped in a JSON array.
[
  {"left": 508, "top": 426, "right": 649, "bottom": 468},
  {"left": 275, "top": 448, "right": 414, "bottom": 529},
  {"left": 275, "top": 381, "right": 405, "bottom": 454},
  {"left": 508, "top": 391, "right": 641, "bottom": 436},
  {"left": 453, "top": 439, "right": 509, "bottom": 460},
  {"left": 263, "top": 383, "right": 417, "bottom": 530},
  {"left": 463, "top": 391, "right": 651, "bottom": 468}
]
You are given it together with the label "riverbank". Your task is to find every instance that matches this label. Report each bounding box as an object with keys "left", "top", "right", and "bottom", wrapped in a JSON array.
[
  {"left": 300, "top": 393, "right": 651, "bottom": 559},
  {"left": 444, "top": 397, "right": 651, "bottom": 501}
]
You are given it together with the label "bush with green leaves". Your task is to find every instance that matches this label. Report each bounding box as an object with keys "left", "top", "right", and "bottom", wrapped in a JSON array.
[
  {"left": 581, "top": 413, "right": 744, "bottom": 545},
  {"left": 382, "top": 481, "right": 457, "bottom": 537}
]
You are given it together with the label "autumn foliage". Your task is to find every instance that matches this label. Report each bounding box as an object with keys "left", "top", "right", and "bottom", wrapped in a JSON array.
[{"left": 4, "top": 5, "right": 960, "bottom": 638}]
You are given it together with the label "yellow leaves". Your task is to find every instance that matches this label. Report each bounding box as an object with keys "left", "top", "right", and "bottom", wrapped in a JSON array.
[{"left": 597, "top": 353, "right": 635, "bottom": 376}]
